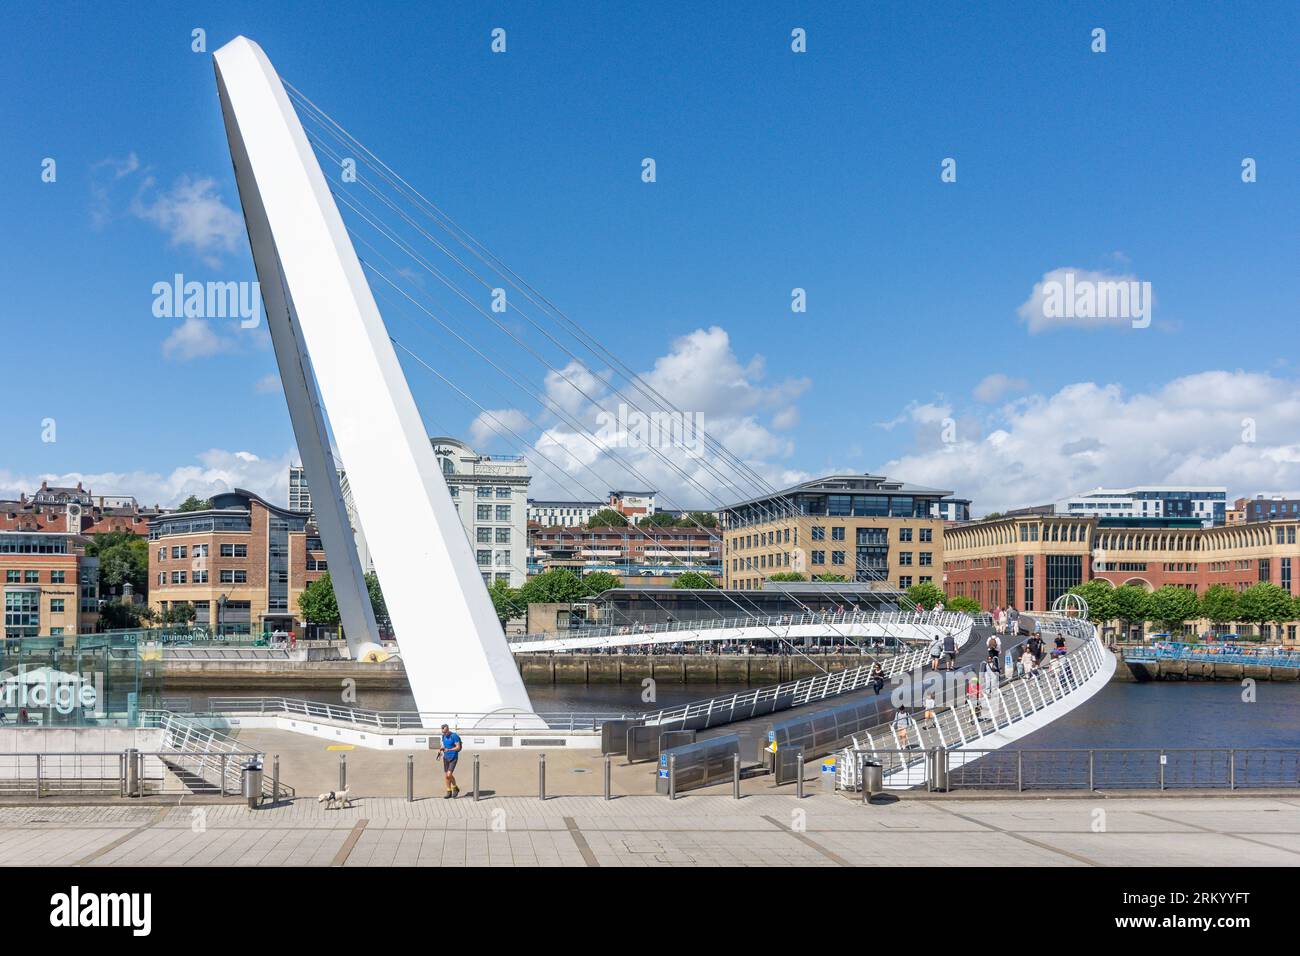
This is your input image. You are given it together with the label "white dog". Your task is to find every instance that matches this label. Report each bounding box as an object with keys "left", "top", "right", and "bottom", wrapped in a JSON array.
[{"left": 317, "top": 788, "right": 352, "bottom": 810}]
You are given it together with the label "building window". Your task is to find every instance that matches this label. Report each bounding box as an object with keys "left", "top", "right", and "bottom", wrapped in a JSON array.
[
  {"left": 219, "top": 544, "right": 248, "bottom": 558},
  {"left": 496, "top": 487, "right": 512, "bottom": 499},
  {"left": 899, "top": 528, "right": 913, "bottom": 542},
  {"left": 477, "top": 527, "right": 492, "bottom": 543},
  {"left": 1045, "top": 554, "right": 1082, "bottom": 606},
  {"left": 899, "top": 576, "right": 913, "bottom": 589},
  {"left": 4, "top": 571, "right": 17, "bottom": 584},
  {"left": 831, "top": 551, "right": 845, "bottom": 565},
  {"left": 920, "top": 528, "right": 932, "bottom": 542},
  {"left": 50, "top": 598, "right": 64, "bottom": 613},
  {"left": 831, "top": 527, "right": 845, "bottom": 541},
  {"left": 495, "top": 505, "right": 511, "bottom": 522},
  {"left": 919, "top": 552, "right": 932, "bottom": 566},
  {"left": 23, "top": 570, "right": 38, "bottom": 584},
  {"left": 477, "top": 505, "right": 491, "bottom": 522},
  {"left": 477, "top": 550, "right": 491, "bottom": 567},
  {"left": 811, "top": 526, "right": 825, "bottom": 541},
  {"left": 899, "top": 552, "right": 913, "bottom": 566},
  {"left": 1023, "top": 555, "right": 1035, "bottom": 611},
  {"left": 811, "top": 550, "right": 825, "bottom": 565},
  {"left": 496, "top": 550, "right": 512, "bottom": 566},
  {"left": 51, "top": 570, "right": 66, "bottom": 584},
  {"left": 477, "top": 486, "right": 493, "bottom": 498},
  {"left": 171, "top": 571, "right": 187, "bottom": 584},
  {"left": 158, "top": 548, "right": 166, "bottom": 561},
  {"left": 193, "top": 544, "right": 208, "bottom": 557},
  {"left": 495, "top": 528, "right": 511, "bottom": 544},
  {"left": 193, "top": 570, "right": 209, "bottom": 584}
]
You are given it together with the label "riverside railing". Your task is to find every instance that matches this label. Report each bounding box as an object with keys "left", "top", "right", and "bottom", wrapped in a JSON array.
[
  {"left": 508, "top": 609, "right": 971, "bottom": 647},
  {"left": 842, "top": 747, "right": 1300, "bottom": 791},
  {"left": 1124, "top": 641, "right": 1300, "bottom": 669},
  {"left": 138, "top": 710, "right": 289, "bottom": 796},
  {"left": 203, "top": 697, "right": 638, "bottom": 732},
  {"left": 837, "top": 623, "right": 1109, "bottom": 789}
]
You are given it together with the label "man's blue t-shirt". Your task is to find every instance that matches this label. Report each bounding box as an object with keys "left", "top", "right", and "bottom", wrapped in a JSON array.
[{"left": 441, "top": 733, "right": 462, "bottom": 758}]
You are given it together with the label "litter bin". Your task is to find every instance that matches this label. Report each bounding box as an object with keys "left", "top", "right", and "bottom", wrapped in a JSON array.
[
  {"left": 927, "top": 749, "right": 949, "bottom": 792},
  {"left": 862, "top": 759, "right": 883, "bottom": 798},
  {"left": 241, "top": 759, "right": 264, "bottom": 809}
]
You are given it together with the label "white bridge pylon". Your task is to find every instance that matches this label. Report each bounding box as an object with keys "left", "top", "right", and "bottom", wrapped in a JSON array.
[{"left": 213, "top": 36, "right": 535, "bottom": 724}]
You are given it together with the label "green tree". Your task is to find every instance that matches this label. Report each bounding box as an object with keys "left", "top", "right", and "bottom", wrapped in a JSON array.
[
  {"left": 1069, "top": 580, "right": 1118, "bottom": 625},
  {"left": 364, "top": 572, "right": 389, "bottom": 628},
  {"left": 86, "top": 531, "right": 149, "bottom": 597},
  {"left": 906, "top": 581, "right": 946, "bottom": 608},
  {"left": 99, "top": 601, "right": 145, "bottom": 630},
  {"left": 1200, "top": 584, "right": 1239, "bottom": 625},
  {"left": 518, "top": 568, "right": 585, "bottom": 604},
  {"left": 297, "top": 574, "right": 341, "bottom": 625},
  {"left": 176, "top": 495, "right": 212, "bottom": 512},
  {"left": 671, "top": 571, "right": 717, "bottom": 589},
  {"left": 686, "top": 511, "right": 718, "bottom": 529},
  {"left": 1237, "top": 582, "right": 1294, "bottom": 635},
  {"left": 585, "top": 508, "right": 628, "bottom": 528},
  {"left": 486, "top": 578, "right": 523, "bottom": 624},
  {"left": 1147, "top": 585, "right": 1200, "bottom": 634},
  {"left": 1111, "top": 585, "right": 1152, "bottom": 638},
  {"left": 580, "top": 571, "right": 623, "bottom": 597},
  {"left": 161, "top": 601, "right": 196, "bottom": 625},
  {"left": 768, "top": 571, "right": 807, "bottom": 582},
  {"left": 639, "top": 512, "right": 679, "bottom": 528},
  {"left": 812, "top": 573, "right": 849, "bottom": 583},
  {"left": 945, "top": 595, "right": 982, "bottom": 614}
]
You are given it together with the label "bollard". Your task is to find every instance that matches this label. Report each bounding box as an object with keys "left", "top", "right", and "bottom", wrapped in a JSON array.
[
  {"left": 473, "top": 754, "right": 481, "bottom": 801},
  {"left": 339, "top": 753, "right": 347, "bottom": 791},
  {"left": 125, "top": 747, "right": 140, "bottom": 799},
  {"left": 1229, "top": 749, "right": 1236, "bottom": 791},
  {"left": 406, "top": 753, "right": 414, "bottom": 802},
  {"left": 272, "top": 754, "right": 280, "bottom": 805},
  {"left": 219, "top": 754, "right": 228, "bottom": 796},
  {"left": 35, "top": 754, "right": 42, "bottom": 799},
  {"left": 538, "top": 752, "right": 546, "bottom": 801},
  {"left": 733, "top": 753, "right": 741, "bottom": 800},
  {"left": 668, "top": 753, "right": 677, "bottom": 800},
  {"left": 860, "top": 754, "right": 868, "bottom": 805},
  {"left": 1088, "top": 750, "right": 1095, "bottom": 791},
  {"left": 1159, "top": 750, "right": 1165, "bottom": 791},
  {"left": 603, "top": 754, "right": 612, "bottom": 801},
  {"left": 795, "top": 748, "right": 804, "bottom": 799}
]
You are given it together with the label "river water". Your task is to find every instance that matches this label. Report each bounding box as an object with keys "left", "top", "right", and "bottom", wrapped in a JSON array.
[{"left": 225, "top": 679, "right": 1300, "bottom": 750}]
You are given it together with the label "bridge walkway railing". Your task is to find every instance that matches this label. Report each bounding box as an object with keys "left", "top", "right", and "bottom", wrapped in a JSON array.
[{"left": 837, "top": 621, "right": 1107, "bottom": 789}]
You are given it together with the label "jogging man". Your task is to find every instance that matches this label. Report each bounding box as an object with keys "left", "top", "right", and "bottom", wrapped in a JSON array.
[{"left": 437, "top": 723, "right": 462, "bottom": 799}]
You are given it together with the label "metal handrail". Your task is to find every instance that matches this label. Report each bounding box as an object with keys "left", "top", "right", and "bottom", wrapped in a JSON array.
[
  {"left": 202, "top": 697, "right": 638, "bottom": 731},
  {"left": 1124, "top": 641, "right": 1300, "bottom": 669},
  {"left": 837, "top": 617, "right": 1108, "bottom": 788},
  {"left": 507, "top": 608, "right": 972, "bottom": 646}
]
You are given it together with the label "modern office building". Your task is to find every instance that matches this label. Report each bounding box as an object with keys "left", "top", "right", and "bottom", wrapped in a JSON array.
[
  {"left": 0, "top": 530, "right": 100, "bottom": 637},
  {"left": 147, "top": 490, "right": 327, "bottom": 635},
  {"left": 1054, "top": 486, "right": 1227, "bottom": 527},
  {"left": 287, "top": 464, "right": 313, "bottom": 514},
  {"left": 943, "top": 512, "right": 1300, "bottom": 641},
  {"left": 433, "top": 437, "right": 530, "bottom": 588},
  {"left": 1240, "top": 494, "right": 1300, "bottom": 523},
  {"left": 527, "top": 499, "right": 606, "bottom": 527},
  {"left": 527, "top": 491, "right": 662, "bottom": 527},
  {"left": 932, "top": 497, "right": 971, "bottom": 523},
  {"left": 720, "top": 474, "right": 952, "bottom": 591}
]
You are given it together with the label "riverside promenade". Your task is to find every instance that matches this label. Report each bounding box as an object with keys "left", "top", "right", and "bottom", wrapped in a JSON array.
[{"left": 3, "top": 793, "right": 1298, "bottom": 867}]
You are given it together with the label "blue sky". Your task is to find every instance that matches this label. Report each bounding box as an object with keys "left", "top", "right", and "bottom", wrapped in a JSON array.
[{"left": 1, "top": 2, "right": 1297, "bottom": 513}]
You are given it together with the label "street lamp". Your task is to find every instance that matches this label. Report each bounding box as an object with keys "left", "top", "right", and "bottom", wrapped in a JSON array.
[{"left": 217, "top": 593, "right": 228, "bottom": 638}]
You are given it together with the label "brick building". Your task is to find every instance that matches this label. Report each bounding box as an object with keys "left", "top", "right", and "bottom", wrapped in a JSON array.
[
  {"left": 528, "top": 524, "right": 722, "bottom": 581},
  {"left": 147, "top": 489, "right": 326, "bottom": 636},
  {"left": 0, "top": 530, "right": 100, "bottom": 637},
  {"left": 0, "top": 482, "right": 162, "bottom": 538},
  {"left": 942, "top": 513, "right": 1300, "bottom": 639}
]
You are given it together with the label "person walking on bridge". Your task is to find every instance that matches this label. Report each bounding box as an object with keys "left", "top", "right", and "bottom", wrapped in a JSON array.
[
  {"left": 942, "top": 631, "right": 957, "bottom": 670},
  {"left": 929, "top": 636, "right": 943, "bottom": 670},
  {"left": 437, "top": 723, "right": 462, "bottom": 799}
]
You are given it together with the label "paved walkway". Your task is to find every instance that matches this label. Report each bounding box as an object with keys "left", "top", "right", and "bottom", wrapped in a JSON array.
[{"left": 3, "top": 794, "right": 1298, "bottom": 867}]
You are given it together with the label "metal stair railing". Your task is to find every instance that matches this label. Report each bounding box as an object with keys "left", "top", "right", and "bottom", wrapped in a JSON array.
[{"left": 140, "top": 710, "right": 293, "bottom": 797}]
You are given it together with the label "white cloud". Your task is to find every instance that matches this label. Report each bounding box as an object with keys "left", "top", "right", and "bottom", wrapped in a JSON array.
[
  {"left": 161, "top": 317, "right": 234, "bottom": 361},
  {"left": 520, "top": 326, "right": 808, "bottom": 506},
  {"left": 973, "top": 373, "right": 1028, "bottom": 403},
  {"left": 1017, "top": 266, "right": 1153, "bottom": 333},
  {"left": 254, "top": 373, "right": 281, "bottom": 394},
  {"left": 0, "top": 448, "right": 298, "bottom": 510},
  {"left": 130, "top": 174, "right": 244, "bottom": 266},
  {"left": 879, "top": 370, "right": 1300, "bottom": 514},
  {"left": 469, "top": 408, "right": 531, "bottom": 448}
]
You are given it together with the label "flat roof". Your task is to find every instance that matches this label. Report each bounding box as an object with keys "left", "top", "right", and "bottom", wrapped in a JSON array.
[{"left": 722, "top": 474, "right": 954, "bottom": 511}]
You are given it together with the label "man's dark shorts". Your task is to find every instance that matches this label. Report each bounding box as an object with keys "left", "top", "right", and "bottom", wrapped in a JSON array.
[{"left": 443, "top": 756, "right": 458, "bottom": 772}]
